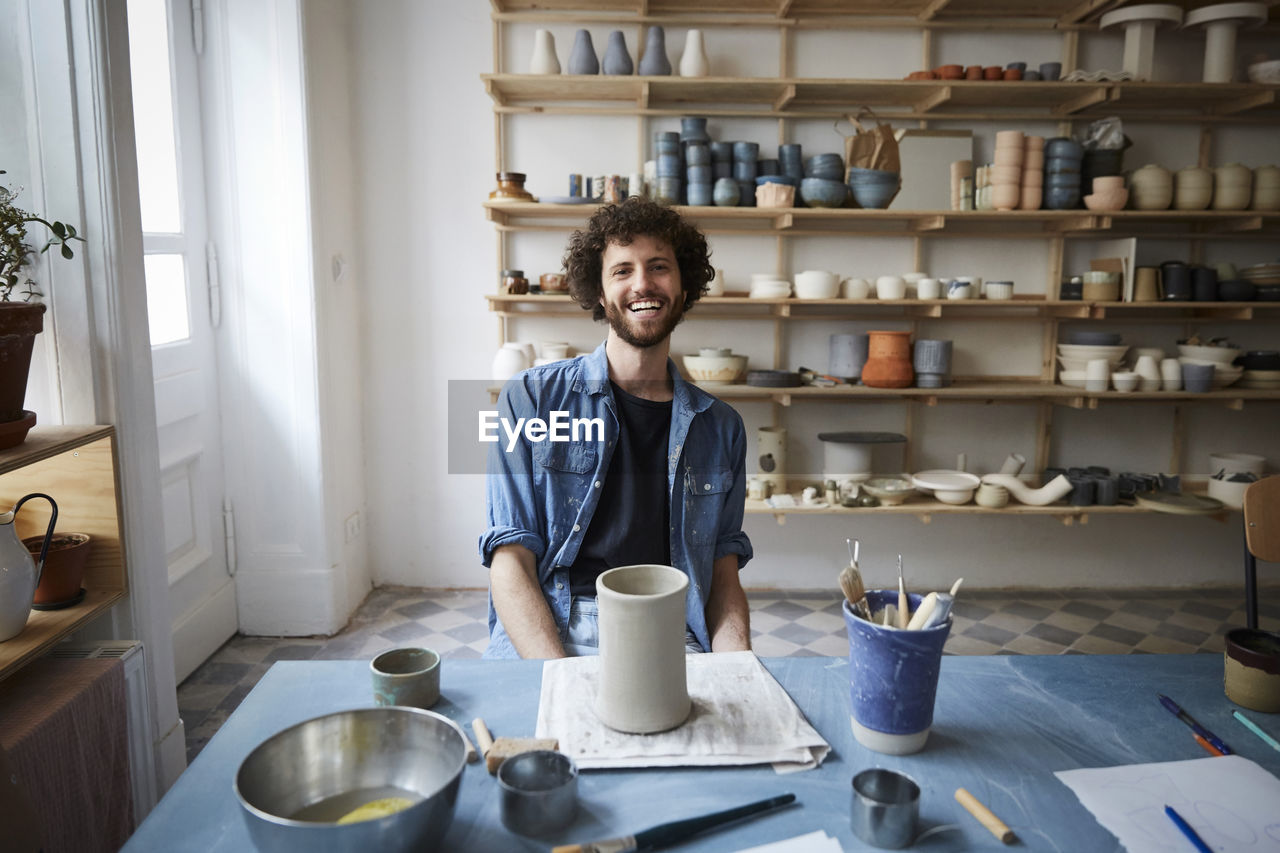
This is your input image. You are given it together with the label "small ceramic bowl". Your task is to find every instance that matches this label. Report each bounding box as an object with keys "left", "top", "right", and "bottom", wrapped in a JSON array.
[
  {"left": 1111, "top": 371, "right": 1139, "bottom": 392},
  {"left": 859, "top": 476, "right": 917, "bottom": 506},
  {"left": 800, "top": 177, "right": 849, "bottom": 208},
  {"left": 1083, "top": 189, "right": 1129, "bottom": 211},
  {"left": 1044, "top": 138, "right": 1084, "bottom": 160},
  {"left": 985, "top": 281, "right": 1014, "bottom": 300},
  {"left": 683, "top": 353, "right": 748, "bottom": 384}
]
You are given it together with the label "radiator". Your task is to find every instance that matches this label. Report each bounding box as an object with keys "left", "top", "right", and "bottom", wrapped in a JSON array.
[{"left": 48, "top": 641, "right": 158, "bottom": 824}]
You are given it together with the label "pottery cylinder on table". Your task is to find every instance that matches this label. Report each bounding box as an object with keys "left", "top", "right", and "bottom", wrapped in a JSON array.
[
  {"left": 862, "top": 331, "right": 914, "bottom": 388},
  {"left": 602, "top": 30, "right": 633, "bottom": 75},
  {"left": 757, "top": 426, "right": 787, "bottom": 492},
  {"left": 595, "top": 565, "right": 691, "bottom": 734}
]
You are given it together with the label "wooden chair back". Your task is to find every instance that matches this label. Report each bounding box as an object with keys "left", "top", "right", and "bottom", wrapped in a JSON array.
[{"left": 1243, "top": 475, "right": 1280, "bottom": 563}]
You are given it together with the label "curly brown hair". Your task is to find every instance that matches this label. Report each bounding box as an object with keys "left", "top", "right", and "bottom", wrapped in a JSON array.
[{"left": 563, "top": 197, "right": 713, "bottom": 321}]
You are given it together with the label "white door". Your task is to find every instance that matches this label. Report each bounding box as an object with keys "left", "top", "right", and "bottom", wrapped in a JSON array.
[{"left": 127, "top": 0, "right": 236, "bottom": 682}]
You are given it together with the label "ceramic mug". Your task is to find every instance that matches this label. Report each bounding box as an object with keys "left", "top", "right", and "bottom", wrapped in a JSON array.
[
  {"left": 946, "top": 281, "right": 972, "bottom": 300},
  {"left": 706, "top": 268, "right": 726, "bottom": 296},
  {"left": 1133, "top": 267, "right": 1160, "bottom": 302},
  {"left": 843, "top": 277, "right": 872, "bottom": 299},
  {"left": 916, "top": 278, "right": 941, "bottom": 300},
  {"left": 876, "top": 276, "right": 907, "bottom": 300}
]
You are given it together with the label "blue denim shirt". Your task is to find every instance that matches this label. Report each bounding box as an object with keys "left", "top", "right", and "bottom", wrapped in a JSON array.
[{"left": 479, "top": 341, "right": 753, "bottom": 658}]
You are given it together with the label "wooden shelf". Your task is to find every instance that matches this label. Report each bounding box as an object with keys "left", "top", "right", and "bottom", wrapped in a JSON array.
[
  {"left": 489, "top": 0, "right": 1280, "bottom": 27},
  {"left": 482, "top": 75, "right": 1280, "bottom": 123},
  {"left": 484, "top": 201, "right": 1280, "bottom": 237},
  {"left": 745, "top": 495, "right": 1228, "bottom": 524},
  {"left": 0, "top": 426, "right": 127, "bottom": 682}
]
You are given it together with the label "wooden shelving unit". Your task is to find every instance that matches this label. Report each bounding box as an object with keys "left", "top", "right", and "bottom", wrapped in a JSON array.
[
  {"left": 482, "top": 2, "right": 1280, "bottom": 519},
  {"left": 0, "top": 426, "right": 127, "bottom": 681}
]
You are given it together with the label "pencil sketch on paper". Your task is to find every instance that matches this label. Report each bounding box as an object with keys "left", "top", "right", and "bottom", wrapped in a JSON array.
[{"left": 1055, "top": 755, "right": 1280, "bottom": 853}]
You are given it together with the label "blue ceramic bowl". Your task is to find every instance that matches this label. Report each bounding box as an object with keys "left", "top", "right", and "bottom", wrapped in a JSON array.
[
  {"left": 686, "top": 164, "right": 712, "bottom": 184},
  {"left": 778, "top": 143, "right": 802, "bottom": 163},
  {"left": 686, "top": 183, "right": 713, "bottom": 206},
  {"left": 654, "top": 131, "right": 680, "bottom": 145},
  {"left": 710, "top": 142, "right": 734, "bottom": 162},
  {"left": 736, "top": 179, "right": 756, "bottom": 206},
  {"left": 1045, "top": 158, "right": 1082, "bottom": 175},
  {"left": 733, "top": 161, "right": 758, "bottom": 181},
  {"left": 800, "top": 177, "right": 850, "bottom": 208},
  {"left": 1044, "top": 137, "right": 1084, "bottom": 160},
  {"left": 756, "top": 174, "right": 799, "bottom": 187},
  {"left": 849, "top": 180, "right": 899, "bottom": 209},
  {"left": 684, "top": 143, "right": 710, "bottom": 166},
  {"left": 1006, "top": 61, "right": 1027, "bottom": 71},
  {"left": 712, "top": 178, "right": 741, "bottom": 207},
  {"left": 759, "top": 159, "right": 779, "bottom": 176},
  {"left": 657, "top": 154, "right": 682, "bottom": 177},
  {"left": 1046, "top": 172, "right": 1082, "bottom": 188},
  {"left": 1066, "top": 331, "right": 1123, "bottom": 346},
  {"left": 733, "top": 141, "right": 759, "bottom": 162}
]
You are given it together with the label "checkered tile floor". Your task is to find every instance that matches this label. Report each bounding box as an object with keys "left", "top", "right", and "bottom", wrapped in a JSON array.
[{"left": 177, "top": 585, "right": 1278, "bottom": 764}]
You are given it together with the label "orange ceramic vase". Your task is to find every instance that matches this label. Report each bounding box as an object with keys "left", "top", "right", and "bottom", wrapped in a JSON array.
[{"left": 861, "top": 331, "right": 914, "bottom": 388}]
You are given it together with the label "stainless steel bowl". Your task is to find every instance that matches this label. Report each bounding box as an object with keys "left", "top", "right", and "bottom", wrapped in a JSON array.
[{"left": 234, "top": 707, "right": 466, "bottom": 853}]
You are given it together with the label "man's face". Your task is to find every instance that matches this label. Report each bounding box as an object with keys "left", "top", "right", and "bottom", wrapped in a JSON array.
[{"left": 599, "top": 235, "right": 684, "bottom": 349}]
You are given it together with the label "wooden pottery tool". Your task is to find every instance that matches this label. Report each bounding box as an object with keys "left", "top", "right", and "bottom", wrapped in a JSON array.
[
  {"left": 906, "top": 592, "right": 938, "bottom": 630},
  {"left": 897, "top": 555, "right": 909, "bottom": 628},
  {"left": 551, "top": 793, "right": 796, "bottom": 853},
  {"left": 955, "top": 787, "right": 1017, "bottom": 844},
  {"left": 472, "top": 717, "right": 559, "bottom": 775},
  {"left": 839, "top": 538, "right": 869, "bottom": 619}
]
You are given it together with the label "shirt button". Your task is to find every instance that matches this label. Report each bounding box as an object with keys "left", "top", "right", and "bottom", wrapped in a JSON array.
[
  {"left": 595, "top": 481, "right": 601, "bottom": 488},
  {"left": 704, "top": 483, "right": 711, "bottom": 490},
  {"left": 556, "top": 582, "right": 563, "bottom": 590}
]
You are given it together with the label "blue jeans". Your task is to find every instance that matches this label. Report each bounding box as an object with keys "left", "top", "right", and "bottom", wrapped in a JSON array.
[{"left": 564, "top": 596, "right": 705, "bottom": 656}]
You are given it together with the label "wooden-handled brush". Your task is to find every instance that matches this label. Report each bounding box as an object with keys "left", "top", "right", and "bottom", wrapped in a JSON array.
[{"left": 839, "top": 538, "right": 869, "bottom": 619}]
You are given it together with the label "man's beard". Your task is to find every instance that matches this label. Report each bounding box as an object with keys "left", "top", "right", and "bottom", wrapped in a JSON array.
[{"left": 604, "top": 296, "right": 684, "bottom": 348}]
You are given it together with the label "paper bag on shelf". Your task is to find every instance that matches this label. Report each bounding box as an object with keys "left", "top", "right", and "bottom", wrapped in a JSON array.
[{"left": 843, "top": 109, "right": 901, "bottom": 175}]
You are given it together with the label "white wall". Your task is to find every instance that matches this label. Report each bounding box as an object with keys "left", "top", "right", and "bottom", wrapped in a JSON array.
[{"left": 352, "top": 8, "right": 1280, "bottom": 593}]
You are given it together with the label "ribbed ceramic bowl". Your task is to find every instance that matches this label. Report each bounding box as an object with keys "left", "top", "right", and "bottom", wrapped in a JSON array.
[
  {"left": 234, "top": 707, "right": 467, "bottom": 853},
  {"left": 1176, "top": 344, "right": 1241, "bottom": 364},
  {"left": 683, "top": 353, "right": 748, "bottom": 384}
]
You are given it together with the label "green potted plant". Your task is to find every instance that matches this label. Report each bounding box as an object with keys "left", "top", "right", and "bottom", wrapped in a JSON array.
[{"left": 1, "top": 169, "right": 84, "bottom": 449}]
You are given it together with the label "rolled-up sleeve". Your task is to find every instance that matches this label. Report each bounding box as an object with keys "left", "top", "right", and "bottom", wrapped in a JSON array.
[
  {"left": 714, "top": 408, "right": 753, "bottom": 569},
  {"left": 478, "top": 377, "right": 546, "bottom": 567}
]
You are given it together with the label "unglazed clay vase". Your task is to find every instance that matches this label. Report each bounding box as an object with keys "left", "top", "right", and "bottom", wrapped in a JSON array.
[
  {"left": 679, "top": 29, "right": 709, "bottom": 77},
  {"left": 602, "top": 30, "right": 633, "bottom": 75},
  {"left": 638, "top": 26, "right": 672, "bottom": 76},
  {"left": 595, "top": 565, "right": 691, "bottom": 734},
  {"left": 568, "top": 29, "right": 599, "bottom": 75},
  {"left": 529, "top": 29, "right": 560, "bottom": 74},
  {"left": 861, "top": 331, "right": 914, "bottom": 388}
]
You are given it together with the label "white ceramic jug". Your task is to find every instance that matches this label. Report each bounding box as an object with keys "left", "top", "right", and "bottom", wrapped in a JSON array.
[
  {"left": 594, "top": 565, "right": 691, "bottom": 733},
  {"left": 0, "top": 493, "right": 59, "bottom": 642}
]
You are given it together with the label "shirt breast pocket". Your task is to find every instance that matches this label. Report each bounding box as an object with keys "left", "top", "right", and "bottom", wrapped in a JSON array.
[
  {"left": 534, "top": 442, "right": 597, "bottom": 475},
  {"left": 684, "top": 466, "right": 733, "bottom": 545}
]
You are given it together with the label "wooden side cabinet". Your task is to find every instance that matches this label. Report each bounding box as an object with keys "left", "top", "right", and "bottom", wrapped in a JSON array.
[{"left": 0, "top": 426, "right": 127, "bottom": 681}]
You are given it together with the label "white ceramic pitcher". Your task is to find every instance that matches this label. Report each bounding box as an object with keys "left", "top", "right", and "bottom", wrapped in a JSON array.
[{"left": 0, "top": 493, "right": 59, "bottom": 641}]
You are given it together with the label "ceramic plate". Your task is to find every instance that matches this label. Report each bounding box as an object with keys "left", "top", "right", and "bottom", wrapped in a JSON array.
[
  {"left": 1134, "top": 492, "right": 1224, "bottom": 515},
  {"left": 911, "top": 470, "right": 981, "bottom": 491}
]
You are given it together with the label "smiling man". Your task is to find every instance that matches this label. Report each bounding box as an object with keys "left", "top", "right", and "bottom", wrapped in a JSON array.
[{"left": 480, "top": 197, "right": 753, "bottom": 659}]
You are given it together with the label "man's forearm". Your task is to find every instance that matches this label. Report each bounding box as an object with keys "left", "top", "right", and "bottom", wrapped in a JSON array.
[
  {"left": 706, "top": 553, "right": 751, "bottom": 652},
  {"left": 490, "top": 545, "right": 567, "bottom": 659}
]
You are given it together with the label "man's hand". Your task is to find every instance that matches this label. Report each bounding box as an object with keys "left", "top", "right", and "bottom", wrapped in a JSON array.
[
  {"left": 490, "top": 545, "right": 567, "bottom": 659},
  {"left": 706, "top": 553, "right": 751, "bottom": 652}
]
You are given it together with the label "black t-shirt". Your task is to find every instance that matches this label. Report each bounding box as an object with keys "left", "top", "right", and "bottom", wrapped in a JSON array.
[{"left": 568, "top": 382, "right": 673, "bottom": 595}]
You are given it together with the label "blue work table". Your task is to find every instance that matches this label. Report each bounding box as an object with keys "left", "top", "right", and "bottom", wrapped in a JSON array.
[{"left": 124, "top": 655, "right": 1280, "bottom": 851}]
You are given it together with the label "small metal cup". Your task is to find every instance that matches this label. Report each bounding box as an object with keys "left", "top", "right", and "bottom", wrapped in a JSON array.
[
  {"left": 851, "top": 769, "right": 920, "bottom": 849},
  {"left": 497, "top": 750, "right": 578, "bottom": 836},
  {"left": 371, "top": 647, "right": 440, "bottom": 709}
]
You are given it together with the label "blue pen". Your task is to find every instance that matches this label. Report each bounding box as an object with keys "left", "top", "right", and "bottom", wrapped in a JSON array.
[
  {"left": 1157, "top": 694, "right": 1233, "bottom": 755},
  {"left": 1165, "top": 805, "right": 1212, "bottom": 853}
]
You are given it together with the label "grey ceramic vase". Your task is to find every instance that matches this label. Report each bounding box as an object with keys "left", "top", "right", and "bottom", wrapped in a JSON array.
[
  {"left": 638, "top": 26, "right": 672, "bottom": 76},
  {"left": 913, "top": 339, "right": 953, "bottom": 374},
  {"left": 568, "top": 29, "right": 599, "bottom": 75},
  {"left": 602, "top": 31, "right": 633, "bottom": 75},
  {"left": 713, "top": 177, "right": 740, "bottom": 207},
  {"left": 829, "top": 333, "right": 870, "bottom": 381}
]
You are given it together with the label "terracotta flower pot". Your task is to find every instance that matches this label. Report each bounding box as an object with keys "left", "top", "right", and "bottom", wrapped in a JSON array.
[
  {"left": 861, "top": 331, "right": 914, "bottom": 388},
  {"left": 0, "top": 302, "right": 46, "bottom": 448},
  {"left": 25, "top": 532, "right": 92, "bottom": 607}
]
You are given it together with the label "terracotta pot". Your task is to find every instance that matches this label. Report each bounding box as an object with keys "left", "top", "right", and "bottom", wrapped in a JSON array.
[
  {"left": 0, "top": 302, "right": 46, "bottom": 448},
  {"left": 936, "top": 64, "right": 963, "bottom": 79},
  {"left": 965, "top": 65, "right": 983, "bottom": 80},
  {"left": 25, "top": 533, "right": 92, "bottom": 606},
  {"left": 861, "top": 331, "right": 914, "bottom": 388},
  {"left": 983, "top": 66, "right": 1002, "bottom": 80}
]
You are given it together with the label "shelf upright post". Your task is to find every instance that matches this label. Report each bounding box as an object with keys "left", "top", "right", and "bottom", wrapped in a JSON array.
[
  {"left": 1034, "top": 401, "right": 1054, "bottom": 480},
  {"left": 1170, "top": 405, "right": 1185, "bottom": 475}
]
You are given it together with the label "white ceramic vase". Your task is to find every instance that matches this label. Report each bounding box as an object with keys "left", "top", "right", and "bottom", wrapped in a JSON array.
[
  {"left": 979, "top": 473, "right": 1073, "bottom": 506},
  {"left": 492, "top": 342, "right": 530, "bottom": 381},
  {"left": 678, "top": 29, "right": 709, "bottom": 77},
  {"left": 529, "top": 29, "right": 560, "bottom": 75},
  {"left": 595, "top": 565, "right": 691, "bottom": 734}
]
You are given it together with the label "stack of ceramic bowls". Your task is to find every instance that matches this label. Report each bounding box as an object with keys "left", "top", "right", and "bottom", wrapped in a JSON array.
[
  {"left": 1238, "top": 351, "right": 1280, "bottom": 389},
  {"left": 749, "top": 273, "right": 791, "bottom": 299},
  {"left": 710, "top": 142, "right": 733, "bottom": 181},
  {"left": 1022, "top": 135, "right": 1044, "bottom": 210},
  {"left": 1129, "top": 164, "right": 1173, "bottom": 210},
  {"left": 991, "top": 130, "right": 1023, "bottom": 210},
  {"left": 800, "top": 154, "right": 848, "bottom": 208},
  {"left": 847, "top": 167, "right": 901, "bottom": 209},
  {"left": 1177, "top": 342, "right": 1243, "bottom": 388},
  {"left": 1253, "top": 165, "right": 1280, "bottom": 210},
  {"left": 1083, "top": 175, "right": 1128, "bottom": 211},
  {"left": 733, "top": 141, "right": 759, "bottom": 207},
  {"left": 1212, "top": 163, "right": 1253, "bottom": 210},
  {"left": 684, "top": 139, "right": 712, "bottom": 206},
  {"left": 1081, "top": 144, "right": 1126, "bottom": 192},
  {"left": 1044, "top": 137, "right": 1084, "bottom": 209},
  {"left": 1058, "top": 341, "right": 1128, "bottom": 374},
  {"left": 654, "top": 131, "right": 681, "bottom": 205},
  {"left": 1173, "top": 166, "right": 1213, "bottom": 210},
  {"left": 1240, "top": 263, "right": 1280, "bottom": 301}
]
